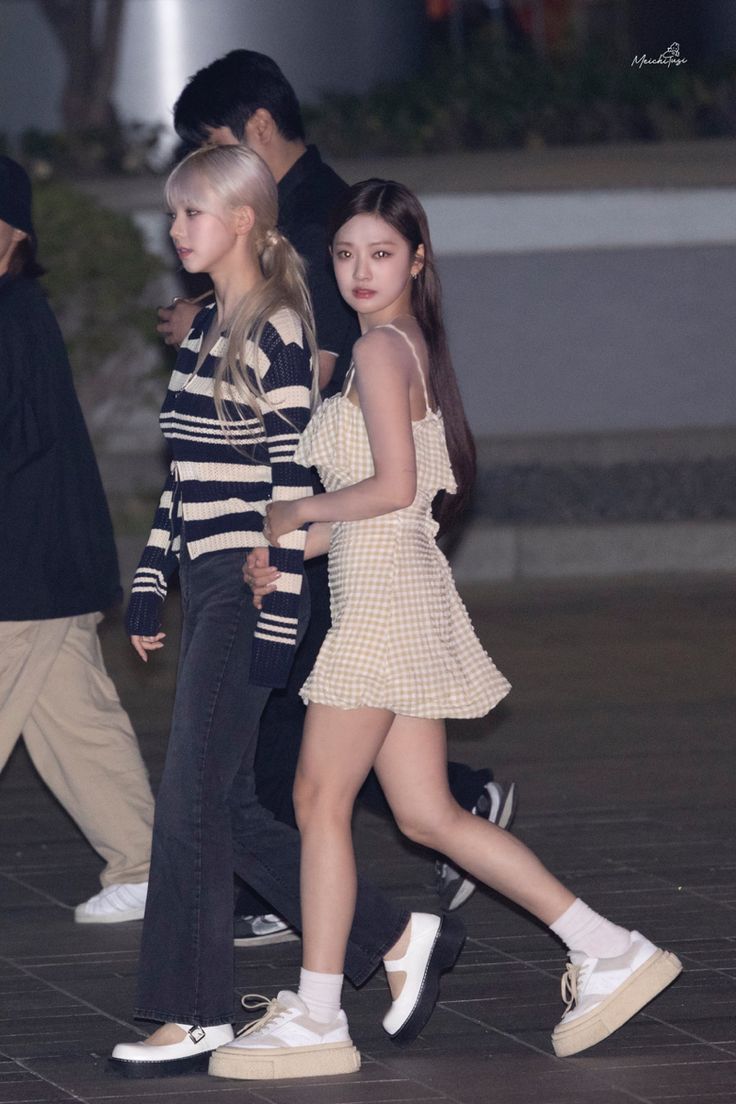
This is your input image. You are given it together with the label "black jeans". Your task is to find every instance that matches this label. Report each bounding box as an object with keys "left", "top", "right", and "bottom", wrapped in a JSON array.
[
  {"left": 136, "top": 549, "right": 408, "bottom": 1026},
  {"left": 235, "top": 556, "right": 493, "bottom": 917}
]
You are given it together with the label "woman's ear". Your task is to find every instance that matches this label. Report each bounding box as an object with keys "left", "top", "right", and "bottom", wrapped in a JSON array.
[
  {"left": 234, "top": 205, "right": 256, "bottom": 237},
  {"left": 411, "top": 243, "right": 425, "bottom": 278}
]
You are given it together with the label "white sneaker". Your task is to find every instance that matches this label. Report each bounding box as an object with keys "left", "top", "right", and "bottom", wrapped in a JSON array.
[
  {"left": 552, "top": 931, "right": 683, "bottom": 1057},
  {"left": 208, "top": 991, "right": 360, "bottom": 1080},
  {"left": 74, "top": 881, "right": 148, "bottom": 924}
]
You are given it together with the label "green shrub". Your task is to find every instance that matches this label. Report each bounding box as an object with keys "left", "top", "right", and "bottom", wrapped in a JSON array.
[
  {"left": 33, "top": 179, "right": 163, "bottom": 380},
  {"left": 305, "top": 29, "right": 736, "bottom": 157}
]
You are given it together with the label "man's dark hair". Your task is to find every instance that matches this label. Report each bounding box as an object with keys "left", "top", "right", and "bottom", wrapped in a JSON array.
[{"left": 174, "top": 49, "right": 305, "bottom": 147}]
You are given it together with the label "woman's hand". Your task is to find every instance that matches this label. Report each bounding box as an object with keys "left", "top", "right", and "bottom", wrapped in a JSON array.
[
  {"left": 242, "top": 547, "right": 280, "bottom": 609},
  {"left": 130, "top": 633, "right": 166, "bottom": 662},
  {"left": 263, "top": 500, "right": 301, "bottom": 547}
]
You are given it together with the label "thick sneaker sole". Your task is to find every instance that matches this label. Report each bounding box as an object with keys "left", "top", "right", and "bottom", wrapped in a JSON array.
[
  {"left": 208, "top": 1040, "right": 360, "bottom": 1080},
  {"left": 108, "top": 1052, "right": 211, "bottom": 1078},
  {"left": 233, "top": 929, "right": 300, "bottom": 948},
  {"left": 552, "top": 949, "right": 683, "bottom": 1058},
  {"left": 387, "top": 914, "right": 466, "bottom": 1045}
]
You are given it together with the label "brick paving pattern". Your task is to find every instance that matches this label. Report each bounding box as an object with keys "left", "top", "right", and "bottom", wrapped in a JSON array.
[{"left": 1, "top": 575, "right": 734, "bottom": 1103}]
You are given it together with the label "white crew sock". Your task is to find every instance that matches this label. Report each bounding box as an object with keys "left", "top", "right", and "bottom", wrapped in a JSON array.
[
  {"left": 550, "top": 898, "right": 632, "bottom": 959},
  {"left": 297, "top": 967, "right": 343, "bottom": 1023}
]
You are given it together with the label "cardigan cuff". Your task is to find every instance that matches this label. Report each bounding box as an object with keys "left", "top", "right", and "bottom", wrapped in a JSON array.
[
  {"left": 125, "top": 590, "right": 164, "bottom": 638},
  {"left": 249, "top": 636, "right": 297, "bottom": 689}
]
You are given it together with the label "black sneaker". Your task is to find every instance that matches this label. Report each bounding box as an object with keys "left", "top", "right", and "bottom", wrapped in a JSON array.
[
  {"left": 435, "top": 781, "right": 518, "bottom": 911},
  {"left": 233, "top": 913, "right": 300, "bottom": 948}
]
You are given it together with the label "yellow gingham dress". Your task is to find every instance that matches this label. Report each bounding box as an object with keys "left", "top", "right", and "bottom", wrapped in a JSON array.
[{"left": 294, "top": 325, "right": 511, "bottom": 718}]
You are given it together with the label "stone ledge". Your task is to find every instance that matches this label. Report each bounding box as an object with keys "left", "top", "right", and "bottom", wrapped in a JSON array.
[
  {"left": 78, "top": 139, "right": 736, "bottom": 206},
  {"left": 449, "top": 519, "right": 736, "bottom": 582},
  {"left": 117, "top": 521, "right": 736, "bottom": 590}
]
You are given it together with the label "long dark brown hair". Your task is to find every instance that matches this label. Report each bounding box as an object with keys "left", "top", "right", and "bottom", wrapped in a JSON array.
[{"left": 328, "top": 179, "right": 476, "bottom": 534}]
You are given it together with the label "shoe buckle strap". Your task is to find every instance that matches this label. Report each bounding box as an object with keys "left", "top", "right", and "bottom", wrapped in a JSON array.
[
  {"left": 187, "top": 1025, "right": 206, "bottom": 1044},
  {"left": 560, "top": 963, "right": 580, "bottom": 1013},
  {"left": 236, "top": 993, "right": 286, "bottom": 1038}
]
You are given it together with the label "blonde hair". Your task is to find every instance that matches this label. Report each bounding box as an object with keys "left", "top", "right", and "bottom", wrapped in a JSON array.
[{"left": 165, "top": 144, "right": 318, "bottom": 433}]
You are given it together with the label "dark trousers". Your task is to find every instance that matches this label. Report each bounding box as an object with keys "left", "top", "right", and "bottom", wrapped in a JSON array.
[
  {"left": 235, "top": 555, "right": 493, "bottom": 917},
  {"left": 136, "top": 549, "right": 408, "bottom": 1026}
]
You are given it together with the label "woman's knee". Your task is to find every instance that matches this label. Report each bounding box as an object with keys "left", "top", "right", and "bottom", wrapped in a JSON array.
[
  {"left": 293, "top": 772, "right": 353, "bottom": 834},
  {"left": 393, "top": 798, "right": 464, "bottom": 849}
]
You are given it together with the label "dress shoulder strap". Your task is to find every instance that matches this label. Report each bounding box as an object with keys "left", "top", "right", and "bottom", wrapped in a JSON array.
[
  {"left": 378, "top": 323, "right": 432, "bottom": 414},
  {"left": 342, "top": 359, "right": 357, "bottom": 398}
]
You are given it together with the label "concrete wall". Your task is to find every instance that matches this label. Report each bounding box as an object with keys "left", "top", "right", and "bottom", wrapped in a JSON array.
[{"left": 441, "top": 242, "right": 736, "bottom": 437}]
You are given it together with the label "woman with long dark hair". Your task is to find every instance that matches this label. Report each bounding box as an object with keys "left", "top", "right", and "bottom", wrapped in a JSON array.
[{"left": 210, "top": 180, "right": 681, "bottom": 1081}]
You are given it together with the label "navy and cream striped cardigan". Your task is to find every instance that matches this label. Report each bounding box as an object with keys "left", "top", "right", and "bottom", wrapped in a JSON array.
[{"left": 126, "top": 303, "right": 314, "bottom": 688}]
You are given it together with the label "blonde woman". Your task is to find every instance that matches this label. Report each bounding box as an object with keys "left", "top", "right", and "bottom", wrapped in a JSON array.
[{"left": 111, "top": 149, "right": 440, "bottom": 1078}]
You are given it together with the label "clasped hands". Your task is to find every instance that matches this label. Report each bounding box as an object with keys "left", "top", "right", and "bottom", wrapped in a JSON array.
[
  {"left": 261, "top": 499, "right": 301, "bottom": 548},
  {"left": 243, "top": 499, "right": 302, "bottom": 608}
]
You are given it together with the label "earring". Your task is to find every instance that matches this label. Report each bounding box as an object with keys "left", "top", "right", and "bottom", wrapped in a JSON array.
[{"left": 411, "top": 272, "right": 418, "bottom": 280}]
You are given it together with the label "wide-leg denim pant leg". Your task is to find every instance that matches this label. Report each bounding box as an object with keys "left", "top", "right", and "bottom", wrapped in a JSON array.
[{"left": 136, "top": 549, "right": 408, "bottom": 1026}]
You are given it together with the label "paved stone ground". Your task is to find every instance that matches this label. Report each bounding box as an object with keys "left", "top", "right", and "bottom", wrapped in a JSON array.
[{"left": 1, "top": 574, "right": 735, "bottom": 1103}]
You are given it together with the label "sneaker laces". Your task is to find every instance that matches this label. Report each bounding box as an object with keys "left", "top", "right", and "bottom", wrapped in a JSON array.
[
  {"left": 236, "top": 993, "right": 290, "bottom": 1039},
  {"left": 560, "top": 963, "right": 581, "bottom": 1013},
  {"left": 560, "top": 957, "right": 595, "bottom": 1014}
]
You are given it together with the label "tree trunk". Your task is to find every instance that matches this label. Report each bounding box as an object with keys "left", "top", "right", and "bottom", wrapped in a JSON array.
[{"left": 39, "top": 0, "right": 125, "bottom": 134}]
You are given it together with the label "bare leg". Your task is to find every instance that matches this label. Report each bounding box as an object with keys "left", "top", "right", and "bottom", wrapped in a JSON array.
[
  {"left": 375, "top": 716, "right": 574, "bottom": 925},
  {"left": 294, "top": 702, "right": 396, "bottom": 976},
  {"left": 291, "top": 710, "right": 678, "bottom": 1061},
  {"left": 296, "top": 706, "right": 572, "bottom": 1000}
]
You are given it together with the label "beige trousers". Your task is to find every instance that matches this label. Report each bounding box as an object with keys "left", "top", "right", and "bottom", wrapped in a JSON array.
[{"left": 0, "top": 613, "right": 153, "bottom": 887}]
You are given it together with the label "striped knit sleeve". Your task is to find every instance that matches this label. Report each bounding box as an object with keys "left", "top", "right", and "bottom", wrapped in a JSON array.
[
  {"left": 249, "top": 313, "right": 314, "bottom": 688},
  {"left": 125, "top": 463, "right": 181, "bottom": 637}
]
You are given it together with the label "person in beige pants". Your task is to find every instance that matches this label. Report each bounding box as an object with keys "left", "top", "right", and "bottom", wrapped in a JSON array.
[
  {"left": 0, "top": 156, "right": 153, "bottom": 923},
  {"left": 0, "top": 615, "right": 153, "bottom": 918}
]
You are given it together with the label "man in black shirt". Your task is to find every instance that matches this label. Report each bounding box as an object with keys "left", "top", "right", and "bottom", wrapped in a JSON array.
[
  {"left": 157, "top": 51, "right": 515, "bottom": 946},
  {"left": 159, "top": 53, "right": 355, "bottom": 396}
]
